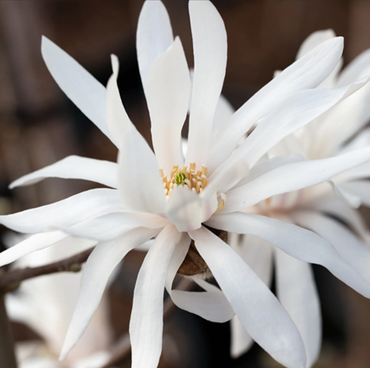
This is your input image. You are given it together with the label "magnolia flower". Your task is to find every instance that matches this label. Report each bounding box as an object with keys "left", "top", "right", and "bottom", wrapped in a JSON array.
[
  {"left": 229, "top": 30, "right": 370, "bottom": 367},
  {"left": 1, "top": 2, "right": 370, "bottom": 368},
  {"left": 5, "top": 236, "right": 112, "bottom": 368}
]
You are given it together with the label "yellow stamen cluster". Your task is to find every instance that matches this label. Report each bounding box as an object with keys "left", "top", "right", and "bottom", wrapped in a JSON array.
[{"left": 160, "top": 163, "right": 208, "bottom": 198}]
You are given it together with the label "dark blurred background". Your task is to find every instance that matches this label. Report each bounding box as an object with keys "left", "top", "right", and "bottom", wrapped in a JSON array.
[{"left": 0, "top": 1, "right": 370, "bottom": 367}]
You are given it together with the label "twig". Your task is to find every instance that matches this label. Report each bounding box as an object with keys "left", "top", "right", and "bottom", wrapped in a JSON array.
[
  {"left": 0, "top": 247, "right": 94, "bottom": 294},
  {"left": 101, "top": 277, "right": 194, "bottom": 368}
]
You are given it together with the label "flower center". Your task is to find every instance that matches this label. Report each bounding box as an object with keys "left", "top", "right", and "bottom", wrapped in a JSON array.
[{"left": 160, "top": 163, "right": 208, "bottom": 200}]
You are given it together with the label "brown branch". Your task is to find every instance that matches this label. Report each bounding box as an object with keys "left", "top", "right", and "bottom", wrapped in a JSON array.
[
  {"left": 101, "top": 277, "right": 194, "bottom": 368},
  {"left": 0, "top": 247, "right": 94, "bottom": 294}
]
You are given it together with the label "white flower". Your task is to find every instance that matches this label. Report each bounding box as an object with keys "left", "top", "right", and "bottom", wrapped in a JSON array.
[
  {"left": 0, "top": 2, "right": 370, "bottom": 368},
  {"left": 228, "top": 30, "right": 370, "bottom": 367},
  {"left": 5, "top": 236, "right": 112, "bottom": 368}
]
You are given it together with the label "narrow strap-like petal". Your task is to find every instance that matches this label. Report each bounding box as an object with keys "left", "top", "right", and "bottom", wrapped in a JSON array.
[
  {"left": 130, "top": 225, "right": 180, "bottom": 368},
  {"left": 10, "top": 156, "right": 118, "bottom": 189},
  {"left": 41, "top": 37, "right": 115, "bottom": 145},
  {"left": 118, "top": 129, "right": 166, "bottom": 214},
  {"left": 60, "top": 227, "right": 159, "bottom": 360},
  {"left": 0, "top": 189, "right": 123, "bottom": 234},
  {"left": 186, "top": 0, "right": 227, "bottom": 166},
  {"left": 146, "top": 37, "right": 190, "bottom": 173},
  {"left": 294, "top": 210, "right": 370, "bottom": 282},
  {"left": 275, "top": 248, "right": 321, "bottom": 368},
  {"left": 296, "top": 29, "right": 336, "bottom": 59},
  {"left": 208, "top": 37, "right": 344, "bottom": 172},
  {"left": 190, "top": 227, "right": 306, "bottom": 368},
  {"left": 0, "top": 231, "right": 69, "bottom": 267},
  {"left": 136, "top": 0, "right": 173, "bottom": 91},
  {"left": 206, "top": 213, "right": 370, "bottom": 298},
  {"left": 223, "top": 146, "right": 370, "bottom": 213}
]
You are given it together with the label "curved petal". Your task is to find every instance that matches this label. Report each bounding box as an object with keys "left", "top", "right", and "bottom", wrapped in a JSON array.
[
  {"left": 190, "top": 226, "right": 306, "bottom": 368},
  {"left": 165, "top": 233, "right": 234, "bottom": 323},
  {"left": 206, "top": 212, "right": 370, "bottom": 298},
  {"left": 232, "top": 81, "right": 368, "bottom": 169},
  {"left": 338, "top": 180, "right": 370, "bottom": 207},
  {"left": 208, "top": 37, "right": 344, "bottom": 172},
  {"left": 186, "top": 0, "right": 227, "bottom": 166},
  {"left": 223, "top": 146, "right": 370, "bottom": 213},
  {"left": 275, "top": 249, "right": 321, "bottom": 368},
  {"left": 229, "top": 234, "right": 273, "bottom": 358},
  {"left": 106, "top": 55, "right": 136, "bottom": 147},
  {"left": 338, "top": 48, "right": 370, "bottom": 87},
  {"left": 130, "top": 225, "right": 180, "bottom": 368},
  {"left": 0, "top": 189, "right": 123, "bottom": 234},
  {"left": 212, "top": 94, "right": 235, "bottom": 137},
  {"left": 41, "top": 37, "right": 115, "bottom": 145},
  {"left": 61, "top": 212, "right": 169, "bottom": 241},
  {"left": 296, "top": 29, "right": 336, "bottom": 59},
  {"left": 60, "top": 227, "right": 159, "bottom": 360},
  {"left": 118, "top": 129, "right": 165, "bottom": 214},
  {"left": 10, "top": 156, "right": 118, "bottom": 189},
  {"left": 136, "top": 0, "right": 173, "bottom": 91},
  {"left": 294, "top": 210, "right": 370, "bottom": 282},
  {"left": 146, "top": 37, "right": 190, "bottom": 173},
  {"left": 0, "top": 231, "right": 69, "bottom": 267}
]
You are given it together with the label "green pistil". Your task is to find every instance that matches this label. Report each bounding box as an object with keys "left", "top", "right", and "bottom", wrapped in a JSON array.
[{"left": 175, "top": 171, "right": 187, "bottom": 185}]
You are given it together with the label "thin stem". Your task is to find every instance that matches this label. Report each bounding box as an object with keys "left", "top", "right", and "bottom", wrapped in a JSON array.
[
  {"left": 0, "top": 292, "right": 17, "bottom": 368},
  {"left": 0, "top": 247, "right": 94, "bottom": 294}
]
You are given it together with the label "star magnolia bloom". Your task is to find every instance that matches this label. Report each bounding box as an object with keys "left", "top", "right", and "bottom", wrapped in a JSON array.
[
  {"left": 1, "top": 2, "right": 370, "bottom": 368},
  {"left": 227, "top": 30, "right": 370, "bottom": 367},
  {"left": 5, "top": 236, "right": 112, "bottom": 368}
]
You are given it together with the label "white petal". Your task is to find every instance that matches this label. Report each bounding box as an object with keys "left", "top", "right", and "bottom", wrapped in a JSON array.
[
  {"left": 118, "top": 129, "right": 165, "bottom": 214},
  {"left": 146, "top": 37, "right": 190, "bottom": 173},
  {"left": 61, "top": 212, "right": 169, "bottom": 241},
  {"left": 0, "top": 189, "right": 123, "bottom": 234},
  {"left": 307, "top": 195, "right": 370, "bottom": 243},
  {"left": 136, "top": 0, "right": 173, "bottom": 91},
  {"left": 165, "top": 233, "right": 234, "bottom": 323},
  {"left": 338, "top": 180, "right": 370, "bottom": 207},
  {"left": 294, "top": 210, "right": 370, "bottom": 283},
  {"left": 212, "top": 94, "right": 235, "bottom": 137},
  {"left": 208, "top": 37, "right": 344, "bottom": 172},
  {"left": 186, "top": 0, "right": 227, "bottom": 166},
  {"left": 229, "top": 234, "right": 273, "bottom": 358},
  {"left": 166, "top": 186, "right": 204, "bottom": 232},
  {"left": 130, "top": 225, "right": 180, "bottom": 368},
  {"left": 10, "top": 156, "right": 118, "bottom": 189},
  {"left": 206, "top": 212, "right": 370, "bottom": 297},
  {"left": 190, "top": 226, "right": 306, "bottom": 368},
  {"left": 41, "top": 37, "right": 114, "bottom": 145},
  {"left": 106, "top": 55, "right": 136, "bottom": 147},
  {"left": 337, "top": 48, "right": 370, "bottom": 87},
  {"left": 275, "top": 249, "right": 321, "bottom": 368},
  {"left": 232, "top": 82, "right": 368, "bottom": 169},
  {"left": 60, "top": 227, "right": 158, "bottom": 360},
  {"left": 328, "top": 180, "right": 362, "bottom": 208},
  {"left": 0, "top": 231, "right": 68, "bottom": 267},
  {"left": 223, "top": 147, "right": 370, "bottom": 213},
  {"left": 296, "top": 29, "right": 336, "bottom": 59}
]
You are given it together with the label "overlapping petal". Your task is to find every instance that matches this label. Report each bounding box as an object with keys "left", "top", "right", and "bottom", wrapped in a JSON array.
[
  {"left": 60, "top": 227, "right": 159, "bottom": 360},
  {"left": 146, "top": 37, "right": 190, "bottom": 173},
  {"left": 275, "top": 249, "right": 321, "bottom": 368},
  {"left": 130, "top": 225, "right": 180, "bottom": 368},
  {"left": 190, "top": 227, "right": 306, "bottom": 368},
  {"left": 0, "top": 189, "right": 123, "bottom": 233},
  {"left": 223, "top": 146, "right": 370, "bottom": 212},
  {"left": 207, "top": 213, "right": 370, "bottom": 297}
]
